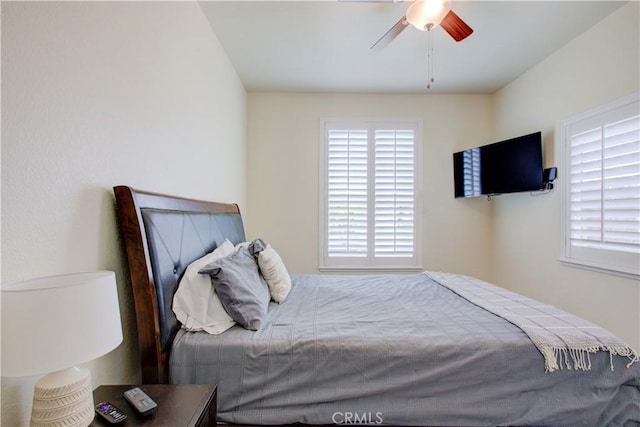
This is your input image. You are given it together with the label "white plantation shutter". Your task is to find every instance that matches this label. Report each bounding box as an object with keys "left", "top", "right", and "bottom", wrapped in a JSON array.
[
  {"left": 321, "top": 119, "right": 422, "bottom": 270},
  {"left": 327, "top": 129, "right": 368, "bottom": 257},
  {"left": 375, "top": 130, "right": 415, "bottom": 257},
  {"left": 561, "top": 93, "right": 640, "bottom": 277}
]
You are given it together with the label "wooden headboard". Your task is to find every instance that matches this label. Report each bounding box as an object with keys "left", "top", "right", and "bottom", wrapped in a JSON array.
[{"left": 113, "top": 186, "right": 245, "bottom": 383}]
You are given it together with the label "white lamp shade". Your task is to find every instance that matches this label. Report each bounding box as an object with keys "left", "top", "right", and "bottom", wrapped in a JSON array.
[
  {"left": 406, "top": 0, "right": 452, "bottom": 30},
  {"left": 1, "top": 271, "right": 123, "bottom": 377}
]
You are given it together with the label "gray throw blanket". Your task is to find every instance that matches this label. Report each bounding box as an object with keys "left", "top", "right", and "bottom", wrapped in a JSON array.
[{"left": 426, "top": 271, "right": 639, "bottom": 372}]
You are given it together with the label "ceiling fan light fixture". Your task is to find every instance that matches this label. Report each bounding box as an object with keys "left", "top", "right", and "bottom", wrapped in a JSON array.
[{"left": 406, "top": 0, "right": 451, "bottom": 31}]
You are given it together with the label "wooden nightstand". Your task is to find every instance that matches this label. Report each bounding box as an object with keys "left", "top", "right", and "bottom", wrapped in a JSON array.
[{"left": 90, "top": 384, "right": 217, "bottom": 427}]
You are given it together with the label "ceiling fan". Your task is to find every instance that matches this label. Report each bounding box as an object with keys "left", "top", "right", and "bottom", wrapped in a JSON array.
[{"left": 370, "top": 0, "right": 473, "bottom": 50}]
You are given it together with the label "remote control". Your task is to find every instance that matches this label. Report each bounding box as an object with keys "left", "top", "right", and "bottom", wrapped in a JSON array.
[
  {"left": 123, "top": 386, "right": 158, "bottom": 416},
  {"left": 95, "top": 402, "right": 127, "bottom": 423}
]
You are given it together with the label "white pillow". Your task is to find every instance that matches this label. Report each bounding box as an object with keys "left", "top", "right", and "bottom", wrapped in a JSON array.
[
  {"left": 258, "top": 244, "right": 291, "bottom": 303},
  {"left": 172, "top": 239, "right": 236, "bottom": 334},
  {"left": 234, "top": 241, "right": 250, "bottom": 252}
]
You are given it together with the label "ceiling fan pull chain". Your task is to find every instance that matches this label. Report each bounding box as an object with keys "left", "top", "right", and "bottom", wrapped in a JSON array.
[{"left": 427, "top": 24, "right": 434, "bottom": 89}]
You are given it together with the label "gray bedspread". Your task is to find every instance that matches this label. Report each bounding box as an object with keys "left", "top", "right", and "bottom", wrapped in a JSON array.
[
  {"left": 427, "top": 272, "right": 639, "bottom": 373},
  {"left": 169, "top": 273, "right": 640, "bottom": 426}
]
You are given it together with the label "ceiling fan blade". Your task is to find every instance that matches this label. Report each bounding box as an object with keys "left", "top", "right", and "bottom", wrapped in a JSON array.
[
  {"left": 440, "top": 10, "right": 473, "bottom": 42},
  {"left": 371, "top": 16, "right": 410, "bottom": 50}
]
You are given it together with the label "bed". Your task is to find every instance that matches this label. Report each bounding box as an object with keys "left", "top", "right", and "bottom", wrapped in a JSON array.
[{"left": 113, "top": 185, "right": 640, "bottom": 426}]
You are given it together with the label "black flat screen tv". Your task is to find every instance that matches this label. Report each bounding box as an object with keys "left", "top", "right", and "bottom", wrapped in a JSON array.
[{"left": 453, "top": 131, "right": 543, "bottom": 198}]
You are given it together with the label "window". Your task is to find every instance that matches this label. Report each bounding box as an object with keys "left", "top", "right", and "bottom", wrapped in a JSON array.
[
  {"left": 319, "top": 118, "right": 422, "bottom": 271},
  {"left": 560, "top": 93, "right": 640, "bottom": 277}
]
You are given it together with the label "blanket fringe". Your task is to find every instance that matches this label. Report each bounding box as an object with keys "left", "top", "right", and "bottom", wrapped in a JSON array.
[
  {"left": 545, "top": 346, "right": 639, "bottom": 373},
  {"left": 610, "top": 346, "right": 640, "bottom": 369}
]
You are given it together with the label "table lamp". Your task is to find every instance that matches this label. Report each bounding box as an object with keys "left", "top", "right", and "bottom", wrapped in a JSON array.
[{"left": 1, "top": 271, "right": 123, "bottom": 427}]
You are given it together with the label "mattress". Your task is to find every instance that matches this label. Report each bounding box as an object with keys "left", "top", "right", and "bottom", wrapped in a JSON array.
[{"left": 169, "top": 273, "right": 640, "bottom": 426}]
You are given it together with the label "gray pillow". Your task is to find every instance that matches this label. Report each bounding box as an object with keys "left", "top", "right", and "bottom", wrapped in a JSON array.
[{"left": 198, "top": 247, "right": 270, "bottom": 331}]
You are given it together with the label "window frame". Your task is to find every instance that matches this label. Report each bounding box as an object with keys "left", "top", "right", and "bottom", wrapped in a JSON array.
[
  {"left": 319, "top": 118, "right": 423, "bottom": 272},
  {"left": 559, "top": 92, "right": 640, "bottom": 279}
]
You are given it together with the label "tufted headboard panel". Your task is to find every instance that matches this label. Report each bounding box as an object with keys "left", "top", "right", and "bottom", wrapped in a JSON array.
[
  {"left": 114, "top": 186, "right": 245, "bottom": 383},
  {"left": 141, "top": 209, "right": 245, "bottom": 352}
]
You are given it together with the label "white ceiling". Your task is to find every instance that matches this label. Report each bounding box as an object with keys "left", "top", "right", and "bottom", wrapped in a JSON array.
[{"left": 199, "top": 1, "right": 626, "bottom": 94}]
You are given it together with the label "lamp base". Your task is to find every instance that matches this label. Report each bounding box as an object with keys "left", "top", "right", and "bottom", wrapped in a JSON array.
[{"left": 31, "top": 367, "right": 95, "bottom": 427}]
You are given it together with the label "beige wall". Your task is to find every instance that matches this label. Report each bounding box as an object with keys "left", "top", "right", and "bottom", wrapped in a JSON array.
[
  {"left": 1, "top": 2, "right": 247, "bottom": 424},
  {"left": 246, "top": 93, "right": 495, "bottom": 279},
  {"left": 491, "top": 2, "right": 640, "bottom": 349}
]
